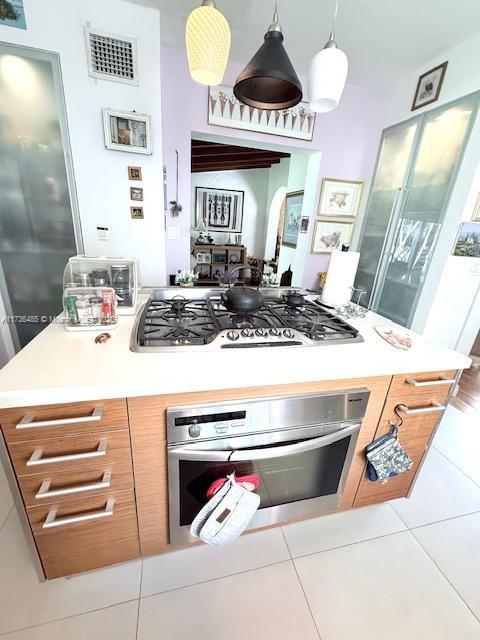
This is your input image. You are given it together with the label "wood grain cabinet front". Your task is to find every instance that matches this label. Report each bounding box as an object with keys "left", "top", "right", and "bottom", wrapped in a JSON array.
[
  {"left": 27, "top": 489, "right": 140, "bottom": 579},
  {"left": 354, "top": 390, "right": 450, "bottom": 507},
  {"left": 0, "top": 399, "right": 128, "bottom": 444},
  {"left": 18, "top": 460, "right": 134, "bottom": 507},
  {"left": 388, "top": 370, "right": 457, "bottom": 400},
  {"left": 7, "top": 429, "right": 132, "bottom": 477}
]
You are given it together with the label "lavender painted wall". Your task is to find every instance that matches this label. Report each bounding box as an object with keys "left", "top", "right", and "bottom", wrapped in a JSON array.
[{"left": 161, "top": 46, "right": 381, "bottom": 284}]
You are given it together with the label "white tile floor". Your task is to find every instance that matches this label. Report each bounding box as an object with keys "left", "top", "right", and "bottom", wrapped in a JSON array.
[{"left": 1, "top": 404, "right": 480, "bottom": 639}]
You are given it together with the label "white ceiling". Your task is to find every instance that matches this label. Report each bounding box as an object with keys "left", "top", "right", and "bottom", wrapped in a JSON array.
[{"left": 128, "top": 0, "right": 480, "bottom": 89}]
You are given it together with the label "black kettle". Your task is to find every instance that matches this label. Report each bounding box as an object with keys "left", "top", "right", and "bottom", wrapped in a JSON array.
[{"left": 221, "top": 266, "right": 264, "bottom": 315}]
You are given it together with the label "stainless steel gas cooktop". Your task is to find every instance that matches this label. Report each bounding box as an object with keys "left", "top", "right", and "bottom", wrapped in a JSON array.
[{"left": 131, "top": 288, "right": 363, "bottom": 352}]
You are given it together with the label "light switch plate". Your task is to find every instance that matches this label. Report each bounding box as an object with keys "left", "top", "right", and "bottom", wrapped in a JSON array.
[
  {"left": 167, "top": 227, "right": 181, "bottom": 240},
  {"left": 97, "top": 226, "right": 109, "bottom": 241}
]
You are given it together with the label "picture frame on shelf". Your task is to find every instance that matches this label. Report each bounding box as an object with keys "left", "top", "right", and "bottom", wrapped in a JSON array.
[
  {"left": 196, "top": 252, "right": 212, "bottom": 265},
  {"left": 311, "top": 220, "right": 354, "bottom": 254},
  {"left": 130, "top": 187, "right": 143, "bottom": 201},
  {"left": 318, "top": 178, "right": 363, "bottom": 217},
  {"left": 208, "top": 86, "right": 316, "bottom": 141},
  {"left": 411, "top": 62, "right": 448, "bottom": 111},
  {"left": 282, "top": 190, "right": 304, "bottom": 248},
  {"left": 195, "top": 186, "right": 244, "bottom": 234},
  {"left": 103, "top": 109, "right": 152, "bottom": 155},
  {"left": 213, "top": 252, "right": 226, "bottom": 263},
  {"left": 128, "top": 166, "right": 142, "bottom": 180}
]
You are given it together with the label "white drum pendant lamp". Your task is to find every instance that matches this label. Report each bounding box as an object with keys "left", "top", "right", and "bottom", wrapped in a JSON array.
[
  {"left": 308, "top": 0, "right": 348, "bottom": 113},
  {"left": 186, "top": 0, "right": 231, "bottom": 86}
]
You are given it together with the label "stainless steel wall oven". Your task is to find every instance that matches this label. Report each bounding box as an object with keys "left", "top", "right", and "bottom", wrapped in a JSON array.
[{"left": 167, "top": 389, "right": 370, "bottom": 545}]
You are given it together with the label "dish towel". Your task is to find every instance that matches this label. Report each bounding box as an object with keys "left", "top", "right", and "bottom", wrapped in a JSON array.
[{"left": 190, "top": 474, "right": 260, "bottom": 546}]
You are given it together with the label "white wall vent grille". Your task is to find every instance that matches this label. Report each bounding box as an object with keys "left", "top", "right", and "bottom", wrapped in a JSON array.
[{"left": 84, "top": 26, "right": 138, "bottom": 86}]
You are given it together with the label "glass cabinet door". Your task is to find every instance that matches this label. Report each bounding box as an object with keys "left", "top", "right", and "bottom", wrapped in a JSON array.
[
  {"left": 373, "top": 94, "right": 479, "bottom": 326},
  {"left": 355, "top": 120, "right": 418, "bottom": 305}
]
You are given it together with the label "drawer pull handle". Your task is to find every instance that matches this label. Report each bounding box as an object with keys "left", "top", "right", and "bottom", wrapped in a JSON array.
[
  {"left": 17, "top": 407, "right": 103, "bottom": 430},
  {"left": 405, "top": 376, "right": 456, "bottom": 388},
  {"left": 26, "top": 439, "right": 108, "bottom": 467},
  {"left": 36, "top": 471, "right": 112, "bottom": 499},
  {"left": 398, "top": 401, "right": 446, "bottom": 416},
  {"left": 43, "top": 498, "right": 115, "bottom": 529}
]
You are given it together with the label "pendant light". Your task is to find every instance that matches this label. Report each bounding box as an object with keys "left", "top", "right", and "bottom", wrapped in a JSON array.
[
  {"left": 234, "top": 0, "right": 302, "bottom": 111},
  {"left": 308, "top": 0, "right": 348, "bottom": 113},
  {"left": 186, "top": 0, "right": 231, "bottom": 86}
]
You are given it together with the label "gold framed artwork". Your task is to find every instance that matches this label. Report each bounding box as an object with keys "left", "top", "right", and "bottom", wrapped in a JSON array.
[
  {"left": 318, "top": 178, "right": 363, "bottom": 217},
  {"left": 130, "top": 206, "right": 144, "bottom": 219},
  {"left": 311, "top": 220, "right": 354, "bottom": 254},
  {"left": 130, "top": 187, "right": 143, "bottom": 201},
  {"left": 412, "top": 62, "right": 448, "bottom": 111}
]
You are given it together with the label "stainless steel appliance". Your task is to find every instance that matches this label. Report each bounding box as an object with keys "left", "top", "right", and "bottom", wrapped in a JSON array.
[
  {"left": 131, "top": 287, "right": 363, "bottom": 352},
  {"left": 167, "top": 388, "right": 370, "bottom": 545}
]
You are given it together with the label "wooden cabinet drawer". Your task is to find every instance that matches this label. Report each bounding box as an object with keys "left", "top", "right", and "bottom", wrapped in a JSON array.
[
  {"left": 0, "top": 399, "right": 128, "bottom": 444},
  {"left": 18, "top": 460, "right": 134, "bottom": 507},
  {"left": 28, "top": 489, "right": 140, "bottom": 579},
  {"left": 354, "top": 392, "right": 448, "bottom": 507},
  {"left": 8, "top": 430, "right": 132, "bottom": 477},
  {"left": 388, "top": 370, "right": 456, "bottom": 400}
]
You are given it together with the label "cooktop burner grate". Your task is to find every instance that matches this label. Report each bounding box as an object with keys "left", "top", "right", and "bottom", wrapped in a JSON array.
[{"left": 135, "top": 293, "right": 361, "bottom": 347}]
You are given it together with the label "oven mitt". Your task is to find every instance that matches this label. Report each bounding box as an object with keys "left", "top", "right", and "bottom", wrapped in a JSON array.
[
  {"left": 366, "top": 433, "right": 413, "bottom": 484},
  {"left": 190, "top": 474, "right": 260, "bottom": 546},
  {"left": 366, "top": 431, "right": 399, "bottom": 482}
]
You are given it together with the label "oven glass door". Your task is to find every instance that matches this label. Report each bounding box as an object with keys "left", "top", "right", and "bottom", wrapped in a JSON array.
[{"left": 169, "top": 422, "right": 360, "bottom": 531}]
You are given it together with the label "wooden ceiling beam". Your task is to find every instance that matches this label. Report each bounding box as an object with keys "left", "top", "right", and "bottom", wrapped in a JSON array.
[
  {"left": 193, "top": 153, "right": 285, "bottom": 165},
  {"left": 192, "top": 162, "right": 274, "bottom": 173}
]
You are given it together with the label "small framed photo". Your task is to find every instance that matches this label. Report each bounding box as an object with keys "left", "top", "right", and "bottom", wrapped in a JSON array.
[
  {"left": 103, "top": 109, "right": 152, "bottom": 155},
  {"left": 128, "top": 166, "right": 142, "bottom": 181},
  {"left": 453, "top": 222, "right": 480, "bottom": 257},
  {"left": 130, "top": 187, "right": 143, "bottom": 202},
  {"left": 213, "top": 252, "right": 226, "bottom": 263},
  {"left": 196, "top": 252, "right": 212, "bottom": 265},
  {"left": 318, "top": 178, "right": 363, "bottom": 217},
  {"left": 130, "top": 206, "right": 144, "bottom": 220},
  {"left": 412, "top": 62, "right": 448, "bottom": 111},
  {"left": 299, "top": 216, "right": 309, "bottom": 234},
  {"left": 311, "top": 220, "right": 354, "bottom": 254}
]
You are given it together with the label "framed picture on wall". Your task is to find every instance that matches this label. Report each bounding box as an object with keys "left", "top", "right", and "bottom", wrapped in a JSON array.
[
  {"left": 412, "top": 62, "right": 448, "bottom": 111},
  {"left": 103, "top": 109, "right": 152, "bottom": 155},
  {"left": 318, "top": 178, "right": 363, "bottom": 217},
  {"left": 0, "top": 0, "right": 27, "bottom": 29},
  {"left": 195, "top": 187, "right": 244, "bottom": 233},
  {"left": 311, "top": 220, "right": 354, "bottom": 254},
  {"left": 282, "top": 191, "right": 304, "bottom": 248},
  {"left": 452, "top": 222, "right": 480, "bottom": 257}
]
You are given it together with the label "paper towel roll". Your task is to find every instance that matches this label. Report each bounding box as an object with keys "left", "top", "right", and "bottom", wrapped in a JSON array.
[{"left": 321, "top": 250, "right": 360, "bottom": 306}]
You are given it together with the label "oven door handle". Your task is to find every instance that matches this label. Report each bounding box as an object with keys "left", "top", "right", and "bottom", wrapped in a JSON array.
[{"left": 169, "top": 422, "right": 362, "bottom": 463}]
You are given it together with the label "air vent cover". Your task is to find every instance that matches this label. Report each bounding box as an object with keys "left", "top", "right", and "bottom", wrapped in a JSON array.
[{"left": 85, "top": 26, "right": 138, "bottom": 85}]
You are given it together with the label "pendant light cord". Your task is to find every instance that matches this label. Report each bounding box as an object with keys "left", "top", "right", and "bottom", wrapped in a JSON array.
[{"left": 333, "top": 0, "right": 339, "bottom": 35}]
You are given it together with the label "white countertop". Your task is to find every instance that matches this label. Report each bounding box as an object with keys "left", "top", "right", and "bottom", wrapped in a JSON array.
[{"left": 0, "top": 299, "right": 471, "bottom": 408}]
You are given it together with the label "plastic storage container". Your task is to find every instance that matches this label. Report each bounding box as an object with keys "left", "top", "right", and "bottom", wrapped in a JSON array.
[
  {"left": 63, "top": 256, "right": 138, "bottom": 315},
  {"left": 63, "top": 286, "right": 118, "bottom": 331}
]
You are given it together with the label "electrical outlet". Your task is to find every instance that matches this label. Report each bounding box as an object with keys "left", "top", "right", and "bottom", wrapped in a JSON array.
[{"left": 97, "top": 226, "right": 109, "bottom": 241}]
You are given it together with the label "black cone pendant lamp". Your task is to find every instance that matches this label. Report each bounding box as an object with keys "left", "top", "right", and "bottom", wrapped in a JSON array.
[{"left": 234, "top": 0, "right": 302, "bottom": 110}]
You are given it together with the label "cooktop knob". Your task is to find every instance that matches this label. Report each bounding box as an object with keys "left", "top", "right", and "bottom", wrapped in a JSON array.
[
  {"left": 283, "top": 329, "right": 295, "bottom": 339},
  {"left": 241, "top": 329, "right": 253, "bottom": 338},
  {"left": 226, "top": 330, "right": 240, "bottom": 341},
  {"left": 255, "top": 328, "right": 266, "bottom": 337},
  {"left": 188, "top": 423, "right": 201, "bottom": 438},
  {"left": 269, "top": 328, "right": 279, "bottom": 337}
]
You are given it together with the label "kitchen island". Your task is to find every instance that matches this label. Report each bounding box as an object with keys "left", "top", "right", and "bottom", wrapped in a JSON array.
[{"left": 0, "top": 296, "right": 471, "bottom": 579}]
